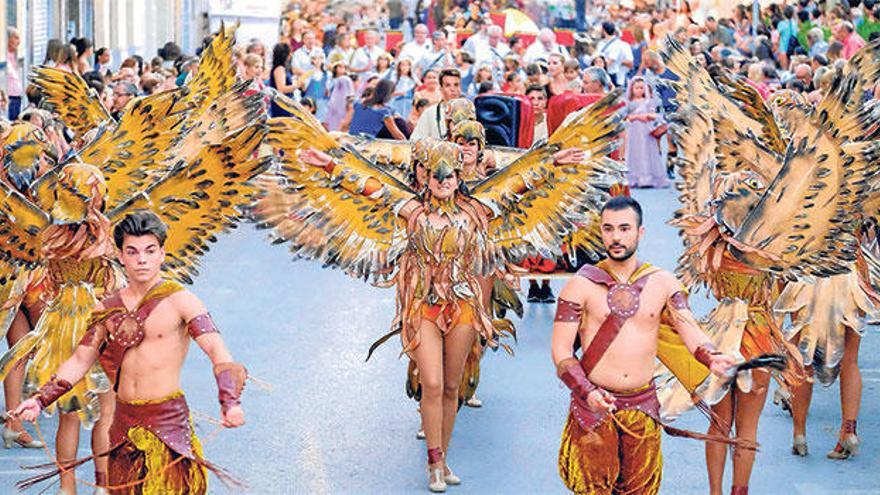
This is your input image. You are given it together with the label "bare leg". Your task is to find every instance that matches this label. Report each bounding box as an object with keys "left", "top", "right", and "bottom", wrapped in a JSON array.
[
  {"left": 827, "top": 327, "right": 862, "bottom": 459},
  {"left": 92, "top": 391, "right": 115, "bottom": 483},
  {"left": 3, "top": 311, "right": 30, "bottom": 413},
  {"left": 838, "top": 328, "right": 861, "bottom": 437},
  {"left": 731, "top": 371, "right": 771, "bottom": 489},
  {"left": 707, "top": 391, "right": 734, "bottom": 495},
  {"left": 441, "top": 324, "right": 476, "bottom": 454},
  {"left": 57, "top": 412, "right": 80, "bottom": 494},
  {"left": 790, "top": 329, "right": 813, "bottom": 454},
  {"left": 790, "top": 377, "right": 813, "bottom": 454},
  {"left": 412, "top": 320, "right": 444, "bottom": 463}
]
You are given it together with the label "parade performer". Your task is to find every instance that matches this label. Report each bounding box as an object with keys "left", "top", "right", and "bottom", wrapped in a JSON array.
[
  {"left": 0, "top": 121, "right": 58, "bottom": 451},
  {"left": 763, "top": 76, "right": 880, "bottom": 461},
  {"left": 0, "top": 103, "right": 268, "bottom": 495},
  {"left": 256, "top": 93, "right": 624, "bottom": 492},
  {"left": 0, "top": 26, "right": 262, "bottom": 493},
  {"left": 13, "top": 210, "right": 248, "bottom": 494},
  {"left": 661, "top": 36, "right": 880, "bottom": 494},
  {"left": 552, "top": 196, "right": 740, "bottom": 495}
]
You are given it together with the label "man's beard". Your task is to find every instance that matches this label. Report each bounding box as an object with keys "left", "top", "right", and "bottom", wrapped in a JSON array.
[{"left": 606, "top": 242, "right": 637, "bottom": 261}]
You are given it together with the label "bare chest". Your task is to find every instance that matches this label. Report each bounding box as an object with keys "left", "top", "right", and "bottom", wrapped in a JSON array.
[
  {"left": 581, "top": 278, "right": 668, "bottom": 329},
  {"left": 108, "top": 297, "right": 185, "bottom": 348}
]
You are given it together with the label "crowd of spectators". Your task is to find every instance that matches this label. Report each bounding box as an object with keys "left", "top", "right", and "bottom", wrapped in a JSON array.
[{"left": 5, "top": 1, "right": 880, "bottom": 188}]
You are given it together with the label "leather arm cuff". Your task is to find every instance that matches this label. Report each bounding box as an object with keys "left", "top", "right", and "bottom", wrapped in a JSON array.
[
  {"left": 668, "top": 290, "right": 690, "bottom": 311},
  {"left": 555, "top": 298, "right": 582, "bottom": 322},
  {"left": 186, "top": 313, "right": 219, "bottom": 339},
  {"left": 214, "top": 362, "right": 247, "bottom": 414},
  {"left": 694, "top": 342, "right": 720, "bottom": 368},
  {"left": 35, "top": 375, "right": 73, "bottom": 409},
  {"left": 556, "top": 357, "right": 597, "bottom": 401}
]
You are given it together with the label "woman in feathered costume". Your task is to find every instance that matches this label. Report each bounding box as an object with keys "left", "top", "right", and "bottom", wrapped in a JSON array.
[{"left": 256, "top": 93, "right": 623, "bottom": 492}]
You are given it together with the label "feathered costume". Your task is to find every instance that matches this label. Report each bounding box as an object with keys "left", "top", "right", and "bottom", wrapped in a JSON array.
[
  {"left": 657, "top": 36, "right": 880, "bottom": 427},
  {"left": 2, "top": 25, "right": 269, "bottom": 493},
  {"left": 255, "top": 93, "right": 624, "bottom": 390}
]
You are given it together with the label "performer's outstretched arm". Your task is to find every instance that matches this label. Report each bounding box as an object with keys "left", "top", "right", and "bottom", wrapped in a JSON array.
[{"left": 177, "top": 291, "right": 247, "bottom": 428}]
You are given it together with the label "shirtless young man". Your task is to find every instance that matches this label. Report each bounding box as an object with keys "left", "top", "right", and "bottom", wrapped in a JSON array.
[
  {"left": 551, "top": 196, "right": 737, "bottom": 495},
  {"left": 13, "top": 210, "right": 246, "bottom": 493}
]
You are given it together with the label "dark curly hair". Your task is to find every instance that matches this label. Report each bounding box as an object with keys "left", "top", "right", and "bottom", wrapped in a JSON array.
[{"left": 113, "top": 210, "right": 168, "bottom": 249}]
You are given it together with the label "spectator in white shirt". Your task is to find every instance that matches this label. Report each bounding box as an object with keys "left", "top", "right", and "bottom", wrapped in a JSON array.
[
  {"left": 595, "top": 21, "right": 633, "bottom": 87},
  {"left": 524, "top": 28, "right": 571, "bottom": 64},
  {"left": 399, "top": 24, "right": 432, "bottom": 74},
  {"left": 471, "top": 25, "right": 510, "bottom": 80},
  {"left": 328, "top": 31, "right": 356, "bottom": 70},
  {"left": 350, "top": 29, "right": 385, "bottom": 74},
  {"left": 418, "top": 31, "right": 454, "bottom": 75},
  {"left": 291, "top": 30, "right": 322, "bottom": 75},
  {"left": 462, "top": 18, "right": 490, "bottom": 58},
  {"left": 410, "top": 68, "right": 463, "bottom": 139}
]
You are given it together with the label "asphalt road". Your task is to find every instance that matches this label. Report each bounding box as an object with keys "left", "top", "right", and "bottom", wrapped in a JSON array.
[{"left": 1, "top": 188, "right": 878, "bottom": 494}]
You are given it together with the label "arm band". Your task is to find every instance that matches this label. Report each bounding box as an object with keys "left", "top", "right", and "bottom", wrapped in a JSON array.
[
  {"left": 668, "top": 290, "right": 690, "bottom": 311},
  {"left": 555, "top": 298, "right": 582, "bottom": 322},
  {"left": 186, "top": 313, "right": 219, "bottom": 339},
  {"left": 214, "top": 362, "right": 248, "bottom": 414},
  {"left": 35, "top": 375, "right": 73, "bottom": 409},
  {"left": 556, "top": 357, "right": 598, "bottom": 401},
  {"left": 77, "top": 321, "right": 103, "bottom": 349}
]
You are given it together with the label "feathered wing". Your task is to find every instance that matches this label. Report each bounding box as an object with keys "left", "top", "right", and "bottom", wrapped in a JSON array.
[
  {"left": 667, "top": 108, "right": 717, "bottom": 289},
  {"left": 337, "top": 134, "right": 414, "bottom": 185},
  {"left": 712, "top": 116, "right": 784, "bottom": 182},
  {"left": 78, "top": 89, "right": 194, "bottom": 209},
  {"left": 255, "top": 100, "right": 416, "bottom": 280},
  {"left": 840, "top": 37, "right": 880, "bottom": 117},
  {"left": 711, "top": 71, "right": 787, "bottom": 153},
  {"left": 732, "top": 136, "right": 880, "bottom": 279},
  {"left": 30, "top": 67, "right": 113, "bottom": 142},
  {"left": 0, "top": 183, "right": 49, "bottom": 341},
  {"left": 663, "top": 37, "right": 784, "bottom": 153},
  {"left": 174, "top": 25, "right": 264, "bottom": 163},
  {"left": 185, "top": 23, "right": 238, "bottom": 104},
  {"left": 339, "top": 134, "right": 527, "bottom": 185},
  {"left": 0, "top": 181, "right": 50, "bottom": 268},
  {"left": 470, "top": 91, "right": 624, "bottom": 266},
  {"left": 107, "top": 125, "right": 271, "bottom": 284}
]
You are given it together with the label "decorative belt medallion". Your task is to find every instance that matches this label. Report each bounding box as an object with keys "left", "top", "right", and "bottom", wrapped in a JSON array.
[
  {"left": 112, "top": 313, "right": 146, "bottom": 348},
  {"left": 607, "top": 283, "right": 640, "bottom": 319}
]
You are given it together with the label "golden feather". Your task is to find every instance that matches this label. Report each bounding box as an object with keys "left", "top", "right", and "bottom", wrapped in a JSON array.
[
  {"left": 338, "top": 134, "right": 527, "bottom": 185},
  {"left": 78, "top": 89, "right": 194, "bottom": 210},
  {"left": 30, "top": 67, "right": 113, "bottom": 142},
  {"left": 732, "top": 136, "right": 879, "bottom": 279},
  {"left": 0, "top": 181, "right": 50, "bottom": 267},
  {"left": 108, "top": 125, "right": 271, "bottom": 284},
  {"left": 663, "top": 37, "right": 782, "bottom": 153},
  {"left": 256, "top": 100, "right": 415, "bottom": 280}
]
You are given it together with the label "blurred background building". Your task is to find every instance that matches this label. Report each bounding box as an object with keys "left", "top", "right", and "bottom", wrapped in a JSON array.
[{"left": 2, "top": 0, "right": 281, "bottom": 81}]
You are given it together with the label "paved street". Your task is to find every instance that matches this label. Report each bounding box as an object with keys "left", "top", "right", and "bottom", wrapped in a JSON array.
[{"left": 1, "top": 188, "right": 878, "bottom": 494}]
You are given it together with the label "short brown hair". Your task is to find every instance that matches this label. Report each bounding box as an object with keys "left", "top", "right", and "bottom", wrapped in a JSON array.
[{"left": 439, "top": 68, "right": 461, "bottom": 85}]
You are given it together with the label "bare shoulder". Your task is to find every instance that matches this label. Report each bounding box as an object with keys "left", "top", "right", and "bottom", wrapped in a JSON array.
[
  {"left": 649, "top": 268, "right": 684, "bottom": 293},
  {"left": 168, "top": 289, "right": 209, "bottom": 322},
  {"left": 559, "top": 273, "right": 597, "bottom": 302}
]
